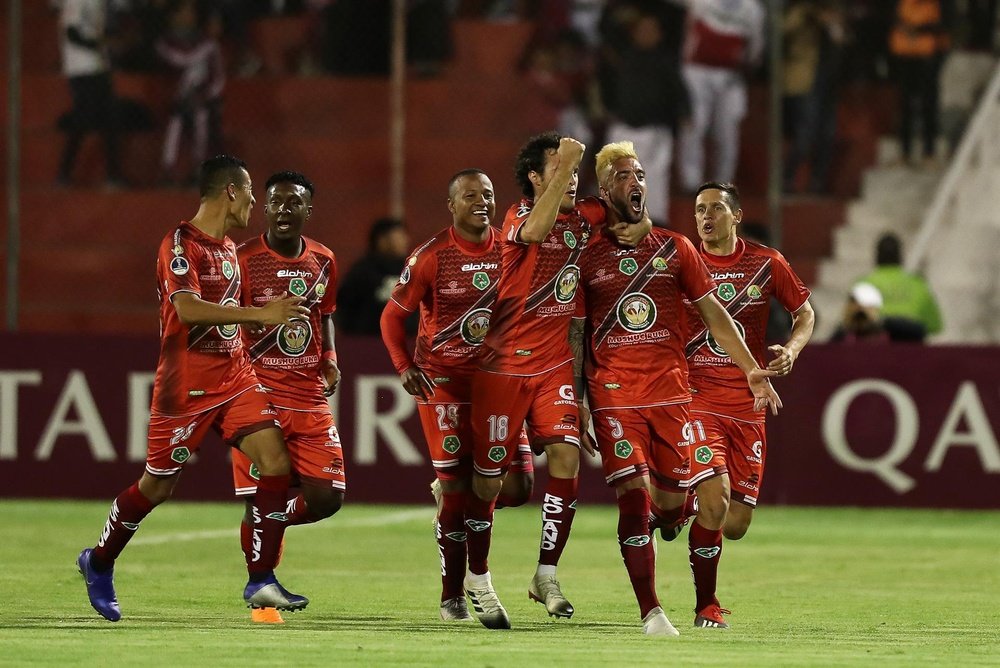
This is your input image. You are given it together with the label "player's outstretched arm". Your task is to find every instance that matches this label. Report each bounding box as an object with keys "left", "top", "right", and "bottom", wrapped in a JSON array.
[
  {"left": 320, "top": 314, "right": 341, "bottom": 397},
  {"left": 767, "top": 299, "right": 815, "bottom": 377},
  {"left": 172, "top": 291, "right": 308, "bottom": 327},
  {"left": 380, "top": 299, "right": 435, "bottom": 401},
  {"left": 568, "top": 317, "right": 596, "bottom": 456},
  {"left": 695, "top": 294, "right": 782, "bottom": 415},
  {"left": 518, "top": 137, "right": 586, "bottom": 243}
]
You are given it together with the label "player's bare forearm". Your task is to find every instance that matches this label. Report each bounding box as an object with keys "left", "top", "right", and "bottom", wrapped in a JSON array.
[
  {"left": 569, "top": 317, "right": 586, "bottom": 397},
  {"left": 321, "top": 314, "right": 340, "bottom": 396},
  {"left": 172, "top": 292, "right": 306, "bottom": 327},
  {"left": 786, "top": 300, "right": 815, "bottom": 359},
  {"left": 519, "top": 138, "right": 585, "bottom": 243}
]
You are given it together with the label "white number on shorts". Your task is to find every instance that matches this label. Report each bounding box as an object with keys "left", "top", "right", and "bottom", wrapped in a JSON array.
[
  {"left": 487, "top": 414, "right": 509, "bottom": 443},
  {"left": 683, "top": 420, "right": 706, "bottom": 444},
  {"left": 170, "top": 423, "right": 196, "bottom": 446},
  {"left": 435, "top": 404, "right": 459, "bottom": 431},
  {"left": 607, "top": 416, "right": 624, "bottom": 439}
]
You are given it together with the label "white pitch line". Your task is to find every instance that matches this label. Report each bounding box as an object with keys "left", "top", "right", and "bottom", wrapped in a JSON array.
[{"left": 130, "top": 508, "right": 433, "bottom": 546}]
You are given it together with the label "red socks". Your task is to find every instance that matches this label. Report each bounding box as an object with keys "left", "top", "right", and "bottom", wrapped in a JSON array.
[
  {"left": 92, "top": 482, "right": 155, "bottom": 569},
  {"left": 688, "top": 519, "right": 723, "bottom": 611},
  {"left": 538, "top": 476, "right": 578, "bottom": 566},
  {"left": 246, "top": 474, "right": 291, "bottom": 577},
  {"left": 437, "top": 491, "right": 467, "bottom": 600},
  {"left": 617, "top": 488, "right": 660, "bottom": 617},
  {"left": 464, "top": 493, "right": 496, "bottom": 575}
]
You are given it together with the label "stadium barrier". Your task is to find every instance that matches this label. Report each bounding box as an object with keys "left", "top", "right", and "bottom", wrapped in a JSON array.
[{"left": 0, "top": 332, "right": 997, "bottom": 509}]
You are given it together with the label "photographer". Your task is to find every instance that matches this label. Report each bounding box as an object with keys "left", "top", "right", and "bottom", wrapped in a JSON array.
[{"left": 830, "top": 282, "right": 927, "bottom": 343}]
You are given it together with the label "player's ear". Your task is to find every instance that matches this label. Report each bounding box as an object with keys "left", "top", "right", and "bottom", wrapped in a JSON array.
[
  {"left": 306, "top": 206, "right": 313, "bottom": 218},
  {"left": 227, "top": 183, "right": 236, "bottom": 201}
]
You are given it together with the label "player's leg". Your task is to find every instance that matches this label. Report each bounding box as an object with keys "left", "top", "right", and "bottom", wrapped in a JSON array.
[
  {"left": 724, "top": 502, "right": 754, "bottom": 540},
  {"left": 497, "top": 428, "right": 534, "bottom": 508},
  {"left": 644, "top": 405, "right": 696, "bottom": 538},
  {"left": 722, "top": 420, "right": 766, "bottom": 541},
  {"left": 283, "top": 410, "right": 346, "bottom": 524}
]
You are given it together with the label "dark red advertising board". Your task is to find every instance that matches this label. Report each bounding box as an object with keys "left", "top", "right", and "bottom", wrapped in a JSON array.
[{"left": 1, "top": 332, "right": 997, "bottom": 508}]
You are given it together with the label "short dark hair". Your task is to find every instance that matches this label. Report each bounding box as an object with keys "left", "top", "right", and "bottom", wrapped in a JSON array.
[
  {"left": 369, "top": 217, "right": 405, "bottom": 252},
  {"left": 876, "top": 233, "right": 902, "bottom": 266},
  {"left": 514, "top": 131, "right": 561, "bottom": 198},
  {"left": 265, "top": 170, "right": 315, "bottom": 198},
  {"left": 198, "top": 154, "right": 248, "bottom": 198},
  {"left": 696, "top": 181, "right": 741, "bottom": 212},
  {"left": 447, "top": 168, "right": 488, "bottom": 200}
]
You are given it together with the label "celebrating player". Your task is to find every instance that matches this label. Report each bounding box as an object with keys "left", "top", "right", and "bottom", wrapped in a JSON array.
[
  {"left": 380, "top": 169, "right": 534, "bottom": 622},
  {"left": 231, "top": 171, "right": 346, "bottom": 576},
  {"left": 683, "top": 182, "right": 814, "bottom": 628},
  {"left": 76, "top": 155, "right": 311, "bottom": 622},
  {"left": 577, "top": 142, "right": 780, "bottom": 635}
]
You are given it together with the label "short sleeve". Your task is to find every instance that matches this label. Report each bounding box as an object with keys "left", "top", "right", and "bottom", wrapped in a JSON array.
[
  {"left": 389, "top": 247, "right": 435, "bottom": 313},
  {"left": 319, "top": 252, "right": 338, "bottom": 315},
  {"left": 161, "top": 233, "right": 202, "bottom": 300},
  {"left": 771, "top": 252, "right": 810, "bottom": 313},
  {"left": 503, "top": 201, "right": 533, "bottom": 245}
]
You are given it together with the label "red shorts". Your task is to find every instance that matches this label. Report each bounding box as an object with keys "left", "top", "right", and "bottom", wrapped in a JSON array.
[
  {"left": 232, "top": 406, "right": 346, "bottom": 496},
  {"left": 691, "top": 409, "right": 766, "bottom": 507},
  {"left": 592, "top": 403, "right": 703, "bottom": 492},
  {"left": 471, "top": 364, "right": 579, "bottom": 477},
  {"left": 417, "top": 386, "right": 532, "bottom": 480},
  {"left": 146, "top": 384, "right": 279, "bottom": 476}
]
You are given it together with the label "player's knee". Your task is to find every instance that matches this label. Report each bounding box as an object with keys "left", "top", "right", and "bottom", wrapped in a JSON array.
[
  {"left": 723, "top": 517, "right": 751, "bottom": 540},
  {"left": 304, "top": 490, "right": 343, "bottom": 520},
  {"left": 545, "top": 443, "right": 580, "bottom": 477},
  {"left": 138, "top": 472, "right": 178, "bottom": 506},
  {"left": 698, "top": 493, "right": 729, "bottom": 527},
  {"left": 500, "top": 472, "right": 534, "bottom": 507},
  {"left": 472, "top": 474, "right": 502, "bottom": 502}
]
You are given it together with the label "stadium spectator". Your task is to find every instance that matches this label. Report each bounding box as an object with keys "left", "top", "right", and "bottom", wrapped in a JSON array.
[
  {"left": 380, "top": 169, "right": 534, "bottom": 622},
  {"left": 600, "top": 8, "right": 689, "bottom": 226},
  {"left": 231, "top": 171, "right": 346, "bottom": 587},
  {"left": 889, "top": 0, "right": 955, "bottom": 168},
  {"left": 830, "top": 282, "right": 927, "bottom": 342},
  {"left": 336, "top": 217, "right": 414, "bottom": 336},
  {"left": 156, "top": 0, "right": 226, "bottom": 186},
  {"left": 965, "top": 0, "right": 998, "bottom": 50},
  {"left": 677, "top": 0, "right": 765, "bottom": 192},
  {"left": 857, "top": 233, "right": 943, "bottom": 335},
  {"left": 56, "top": 0, "right": 124, "bottom": 188},
  {"left": 782, "top": 0, "right": 847, "bottom": 195},
  {"left": 684, "top": 181, "right": 813, "bottom": 628},
  {"left": 76, "top": 155, "right": 311, "bottom": 623}
]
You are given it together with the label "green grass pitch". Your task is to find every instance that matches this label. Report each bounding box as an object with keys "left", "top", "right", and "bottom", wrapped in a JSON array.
[{"left": 1, "top": 500, "right": 998, "bottom": 666}]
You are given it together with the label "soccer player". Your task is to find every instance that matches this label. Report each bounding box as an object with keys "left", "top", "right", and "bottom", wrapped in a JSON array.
[
  {"left": 577, "top": 142, "right": 780, "bottom": 635},
  {"left": 683, "top": 181, "right": 814, "bottom": 628},
  {"left": 231, "top": 171, "right": 345, "bottom": 571},
  {"left": 76, "top": 155, "right": 312, "bottom": 622},
  {"left": 380, "top": 169, "right": 534, "bottom": 622}
]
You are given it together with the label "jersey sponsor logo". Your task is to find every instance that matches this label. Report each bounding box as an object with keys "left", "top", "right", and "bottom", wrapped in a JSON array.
[
  {"left": 693, "top": 546, "right": 721, "bottom": 559},
  {"left": 622, "top": 535, "right": 650, "bottom": 547},
  {"left": 652, "top": 257, "right": 668, "bottom": 271},
  {"left": 617, "top": 292, "right": 656, "bottom": 333},
  {"left": 614, "top": 439, "right": 633, "bottom": 458},
  {"left": 465, "top": 519, "right": 491, "bottom": 532},
  {"left": 460, "top": 307, "right": 491, "bottom": 345},
  {"left": 170, "top": 446, "right": 191, "bottom": 464},
  {"left": 563, "top": 230, "right": 577, "bottom": 248},
  {"left": 221, "top": 260, "right": 235, "bottom": 280},
  {"left": 315, "top": 282, "right": 327, "bottom": 297},
  {"left": 712, "top": 271, "right": 745, "bottom": 280},
  {"left": 445, "top": 531, "right": 468, "bottom": 542},
  {"left": 289, "top": 277, "right": 307, "bottom": 297},
  {"left": 277, "top": 318, "right": 312, "bottom": 357},
  {"left": 487, "top": 446, "right": 507, "bottom": 463},
  {"left": 554, "top": 265, "right": 581, "bottom": 304},
  {"left": 706, "top": 319, "right": 745, "bottom": 357},
  {"left": 442, "top": 435, "right": 461, "bottom": 454},
  {"left": 717, "top": 282, "right": 737, "bottom": 301},
  {"left": 217, "top": 298, "right": 241, "bottom": 340},
  {"left": 619, "top": 257, "right": 639, "bottom": 276},
  {"left": 558, "top": 385, "right": 575, "bottom": 401},
  {"left": 398, "top": 266, "right": 411, "bottom": 285},
  {"left": 172, "top": 244, "right": 184, "bottom": 256},
  {"left": 472, "top": 271, "right": 490, "bottom": 291},
  {"left": 694, "top": 445, "right": 713, "bottom": 465},
  {"left": 748, "top": 284, "right": 762, "bottom": 299},
  {"left": 515, "top": 349, "right": 532, "bottom": 356},
  {"left": 462, "top": 262, "right": 498, "bottom": 272},
  {"left": 169, "top": 256, "right": 190, "bottom": 276},
  {"left": 604, "top": 383, "right": 621, "bottom": 390},
  {"left": 277, "top": 269, "right": 313, "bottom": 278}
]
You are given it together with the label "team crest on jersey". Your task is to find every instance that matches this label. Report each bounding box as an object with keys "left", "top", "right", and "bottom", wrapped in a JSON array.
[
  {"left": 221, "top": 260, "right": 234, "bottom": 280},
  {"left": 614, "top": 439, "right": 633, "bottom": 459},
  {"left": 554, "top": 265, "right": 581, "bottom": 304},
  {"left": 617, "top": 292, "right": 656, "bottom": 333},
  {"left": 619, "top": 258, "right": 638, "bottom": 276},
  {"left": 748, "top": 285, "right": 762, "bottom": 299},
  {"left": 442, "top": 436, "right": 461, "bottom": 454},
  {"left": 563, "top": 230, "right": 577, "bottom": 249},
  {"left": 289, "top": 277, "right": 307, "bottom": 296},
  {"left": 169, "top": 256, "right": 190, "bottom": 276},
  {"left": 315, "top": 282, "right": 326, "bottom": 297},
  {"left": 461, "top": 308, "right": 491, "bottom": 345},
  {"left": 170, "top": 447, "right": 191, "bottom": 464},
  {"left": 652, "top": 257, "right": 668, "bottom": 271},
  {"left": 488, "top": 446, "right": 507, "bottom": 463},
  {"left": 277, "top": 318, "right": 312, "bottom": 357},
  {"left": 217, "top": 298, "right": 240, "bottom": 339},
  {"left": 472, "top": 271, "right": 490, "bottom": 291},
  {"left": 717, "top": 282, "right": 736, "bottom": 301},
  {"left": 398, "top": 266, "right": 411, "bottom": 285},
  {"left": 695, "top": 445, "right": 713, "bottom": 465},
  {"left": 706, "top": 320, "right": 745, "bottom": 357},
  {"left": 172, "top": 244, "right": 184, "bottom": 256}
]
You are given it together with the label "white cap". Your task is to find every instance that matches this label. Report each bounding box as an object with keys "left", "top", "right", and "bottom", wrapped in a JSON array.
[{"left": 850, "top": 282, "right": 883, "bottom": 309}]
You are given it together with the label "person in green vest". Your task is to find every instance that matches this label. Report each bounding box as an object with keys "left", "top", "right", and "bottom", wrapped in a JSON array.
[{"left": 859, "top": 233, "right": 943, "bottom": 335}]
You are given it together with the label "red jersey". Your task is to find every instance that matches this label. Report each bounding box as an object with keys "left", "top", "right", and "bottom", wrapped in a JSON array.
[
  {"left": 238, "top": 235, "right": 337, "bottom": 412},
  {"left": 480, "top": 197, "right": 605, "bottom": 375},
  {"left": 152, "top": 222, "right": 257, "bottom": 416},
  {"left": 686, "top": 238, "right": 810, "bottom": 419},
  {"left": 579, "top": 226, "right": 716, "bottom": 410},
  {"left": 388, "top": 226, "right": 502, "bottom": 386}
]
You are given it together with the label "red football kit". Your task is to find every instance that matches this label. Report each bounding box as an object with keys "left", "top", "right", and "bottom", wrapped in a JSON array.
[
  {"left": 231, "top": 234, "right": 345, "bottom": 494},
  {"left": 383, "top": 226, "right": 531, "bottom": 478},
  {"left": 685, "top": 237, "right": 810, "bottom": 504},
  {"left": 146, "top": 222, "right": 278, "bottom": 476},
  {"left": 578, "top": 226, "right": 717, "bottom": 491},
  {"left": 471, "top": 198, "right": 605, "bottom": 476}
]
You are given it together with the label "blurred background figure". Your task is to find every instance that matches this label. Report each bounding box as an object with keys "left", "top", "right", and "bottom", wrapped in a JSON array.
[
  {"left": 857, "top": 233, "right": 943, "bottom": 337},
  {"left": 782, "top": 0, "right": 847, "bottom": 195},
  {"left": 830, "top": 282, "right": 927, "bottom": 343},
  {"left": 678, "top": 0, "right": 765, "bottom": 193},
  {"left": 156, "top": 0, "right": 226, "bottom": 186},
  {"left": 336, "top": 217, "right": 415, "bottom": 336},
  {"left": 57, "top": 0, "right": 124, "bottom": 188},
  {"left": 888, "top": 0, "right": 955, "bottom": 168}
]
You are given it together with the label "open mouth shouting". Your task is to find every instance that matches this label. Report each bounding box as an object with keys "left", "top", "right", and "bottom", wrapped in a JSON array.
[{"left": 628, "top": 188, "right": 644, "bottom": 215}]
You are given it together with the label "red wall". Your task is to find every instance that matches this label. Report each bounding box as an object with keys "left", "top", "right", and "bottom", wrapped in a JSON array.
[{"left": 1, "top": 333, "right": 997, "bottom": 508}]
